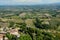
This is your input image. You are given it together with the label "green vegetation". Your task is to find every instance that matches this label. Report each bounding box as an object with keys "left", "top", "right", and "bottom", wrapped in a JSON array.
[{"left": 0, "top": 5, "right": 60, "bottom": 40}]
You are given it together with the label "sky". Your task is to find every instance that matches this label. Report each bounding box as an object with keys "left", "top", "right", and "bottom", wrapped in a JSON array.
[{"left": 0, "top": 0, "right": 60, "bottom": 5}]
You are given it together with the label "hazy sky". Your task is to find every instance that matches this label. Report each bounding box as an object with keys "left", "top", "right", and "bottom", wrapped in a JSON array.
[{"left": 0, "top": 0, "right": 60, "bottom": 5}]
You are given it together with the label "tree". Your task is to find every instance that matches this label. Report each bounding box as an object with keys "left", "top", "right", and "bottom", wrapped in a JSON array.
[
  {"left": 18, "top": 34, "right": 32, "bottom": 40},
  {"left": 42, "top": 32, "right": 55, "bottom": 40},
  {"left": 34, "top": 18, "right": 43, "bottom": 29},
  {"left": 9, "top": 21, "right": 14, "bottom": 28},
  {"left": 6, "top": 33, "right": 17, "bottom": 40}
]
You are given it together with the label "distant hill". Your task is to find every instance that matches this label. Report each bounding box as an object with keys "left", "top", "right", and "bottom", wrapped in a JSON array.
[{"left": 0, "top": 3, "right": 60, "bottom": 9}]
